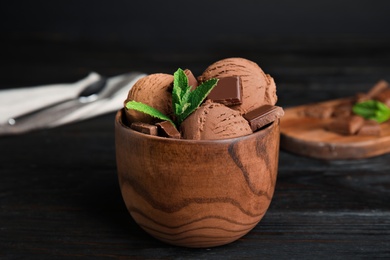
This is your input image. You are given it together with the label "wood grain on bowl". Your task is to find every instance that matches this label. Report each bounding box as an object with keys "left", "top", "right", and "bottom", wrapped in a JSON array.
[{"left": 115, "top": 109, "right": 280, "bottom": 248}]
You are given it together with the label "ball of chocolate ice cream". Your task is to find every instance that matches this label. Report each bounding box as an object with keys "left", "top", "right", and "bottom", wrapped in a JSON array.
[
  {"left": 199, "top": 57, "right": 277, "bottom": 114},
  {"left": 180, "top": 100, "right": 252, "bottom": 140},
  {"left": 124, "top": 73, "right": 173, "bottom": 124}
]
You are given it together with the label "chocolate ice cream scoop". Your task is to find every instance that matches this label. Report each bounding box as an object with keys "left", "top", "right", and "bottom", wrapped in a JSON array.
[
  {"left": 124, "top": 73, "right": 173, "bottom": 124},
  {"left": 180, "top": 100, "right": 252, "bottom": 140},
  {"left": 265, "top": 74, "right": 277, "bottom": 106},
  {"left": 199, "top": 57, "right": 277, "bottom": 114}
]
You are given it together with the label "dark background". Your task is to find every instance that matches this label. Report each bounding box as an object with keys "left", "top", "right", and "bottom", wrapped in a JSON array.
[
  {"left": 2, "top": 2, "right": 390, "bottom": 258},
  {"left": 1, "top": 0, "right": 390, "bottom": 92},
  {"left": 3, "top": 0, "right": 390, "bottom": 46}
]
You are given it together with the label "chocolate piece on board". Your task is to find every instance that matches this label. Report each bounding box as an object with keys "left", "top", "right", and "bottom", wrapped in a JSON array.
[
  {"left": 367, "top": 80, "right": 390, "bottom": 99},
  {"left": 207, "top": 76, "right": 242, "bottom": 106},
  {"left": 156, "top": 121, "right": 181, "bottom": 139},
  {"left": 375, "top": 88, "right": 390, "bottom": 107},
  {"left": 357, "top": 120, "right": 381, "bottom": 136},
  {"left": 355, "top": 80, "right": 389, "bottom": 102},
  {"left": 304, "top": 104, "right": 333, "bottom": 119},
  {"left": 130, "top": 122, "right": 158, "bottom": 135},
  {"left": 355, "top": 92, "right": 369, "bottom": 103},
  {"left": 326, "top": 115, "right": 364, "bottom": 135},
  {"left": 332, "top": 102, "right": 353, "bottom": 118},
  {"left": 184, "top": 69, "right": 198, "bottom": 90},
  {"left": 244, "top": 105, "right": 284, "bottom": 132}
]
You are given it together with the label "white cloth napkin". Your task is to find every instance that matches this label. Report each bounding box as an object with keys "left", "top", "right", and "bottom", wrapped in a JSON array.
[
  {"left": 0, "top": 72, "right": 101, "bottom": 125},
  {"left": 49, "top": 72, "right": 146, "bottom": 127},
  {"left": 0, "top": 72, "right": 146, "bottom": 128}
]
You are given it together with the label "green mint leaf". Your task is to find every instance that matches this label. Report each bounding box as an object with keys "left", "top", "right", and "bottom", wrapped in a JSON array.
[
  {"left": 178, "top": 78, "right": 219, "bottom": 124},
  {"left": 125, "top": 68, "right": 219, "bottom": 128},
  {"left": 126, "top": 100, "right": 175, "bottom": 125},
  {"left": 173, "top": 68, "right": 189, "bottom": 99},
  {"left": 125, "top": 68, "right": 219, "bottom": 131},
  {"left": 173, "top": 69, "right": 190, "bottom": 104},
  {"left": 376, "top": 112, "right": 389, "bottom": 123},
  {"left": 377, "top": 101, "right": 390, "bottom": 112},
  {"left": 352, "top": 100, "right": 390, "bottom": 123},
  {"left": 172, "top": 68, "right": 192, "bottom": 116},
  {"left": 352, "top": 100, "right": 377, "bottom": 118},
  {"left": 181, "top": 102, "right": 191, "bottom": 112}
]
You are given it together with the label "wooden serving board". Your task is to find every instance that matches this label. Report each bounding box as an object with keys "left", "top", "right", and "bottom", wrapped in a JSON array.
[{"left": 280, "top": 97, "right": 390, "bottom": 160}]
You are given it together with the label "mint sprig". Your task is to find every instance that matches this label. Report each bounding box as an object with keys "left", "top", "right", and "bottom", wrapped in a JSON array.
[
  {"left": 352, "top": 100, "right": 390, "bottom": 123},
  {"left": 126, "top": 100, "right": 175, "bottom": 125},
  {"left": 172, "top": 68, "right": 192, "bottom": 118},
  {"left": 173, "top": 68, "right": 218, "bottom": 124},
  {"left": 125, "top": 68, "right": 219, "bottom": 127}
]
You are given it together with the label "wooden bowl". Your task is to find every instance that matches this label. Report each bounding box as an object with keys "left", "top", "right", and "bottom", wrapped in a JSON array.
[{"left": 115, "top": 109, "right": 280, "bottom": 248}]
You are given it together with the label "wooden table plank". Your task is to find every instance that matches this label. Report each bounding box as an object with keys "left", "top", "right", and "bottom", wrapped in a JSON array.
[{"left": 1, "top": 36, "right": 390, "bottom": 258}]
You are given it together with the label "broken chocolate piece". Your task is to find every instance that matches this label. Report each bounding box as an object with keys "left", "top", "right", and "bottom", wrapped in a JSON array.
[
  {"left": 156, "top": 121, "right": 181, "bottom": 139},
  {"left": 355, "top": 92, "right": 369, "bottom": 103},
  {"left": 374, "top": 88, "right": 390, "bottom": 107},
  {"left": 367, "top": 80, "right": 390, "bottom": 99},
  {"left": 332, "top": 102, "right": 353, "bottom": 118},
  {"left": 184, "top": 69, "right": 198, "bottom": 90},
  {"left": 357, "top": 120, "right": 381, "bottom": 136},
  {"left": 304, "top": 105, "right": 333, "bottom": 119},
  {"left": 130, "top": 122, "right": 158, "bottom": 136},
  {"left": 325, "top": 115, "right": 364, "bottom": 135},
  {"left": 243, "top": 105, "right": 284, "bottom": 132},
  {"left": 207, "top": 76, "right": 242, "bottom": 106}
]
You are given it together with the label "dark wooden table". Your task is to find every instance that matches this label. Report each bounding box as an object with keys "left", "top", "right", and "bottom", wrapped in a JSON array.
[{"left": 1, "top": 36, "right": 390, "bottom": 259}]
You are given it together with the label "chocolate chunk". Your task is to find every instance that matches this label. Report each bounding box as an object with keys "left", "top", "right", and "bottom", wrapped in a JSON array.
[
  {"left": 243, "top": 105, "right": 284, "bottom": 132},
  {"left": 325, "top": 115, "right": 364, "bottom": 135},
  {"left": 367, "top": 80, "right": 390, "bottom": 99},
  {"left": 207, "top": 76, "right": 242, "bottom": 106},
  {"left": 354, "top": 81, "right": 390, "bottom": 103},
  {"left": 304, "top": 104, "right": 333, "bottom": 119},
  {"left": 375, "top": 88, "right": 390, "bottom": 107},
  {"left": 184, "top": 69, "right": 198, "bottom": 90},
  {"left": 156, "top": 121, "right": 181, "bottom": 139},
  {"left": 355, "top": 92, "right": 370, "bottom": 103},
  {"left": 130, "top": 122, "right": 158, "bottom": 135},
  {"left": 357, "top": 120, "right": 381, "bottom": 136},
  {"left": 332, "top": 102, "right": 353, "bottom": 118}
]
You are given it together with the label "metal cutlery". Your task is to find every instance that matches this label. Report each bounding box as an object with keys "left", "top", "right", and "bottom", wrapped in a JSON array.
[
  {"left": 0, "top": 72, "right": 144, "bottom": 135},
  {"left": 7, "top": 77, "right": 108, "bottom": 127}
]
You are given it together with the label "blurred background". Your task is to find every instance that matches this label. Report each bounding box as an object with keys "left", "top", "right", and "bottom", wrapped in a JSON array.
[{"left": 1, "top": 0, "right": 390, "bottom": 104}]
